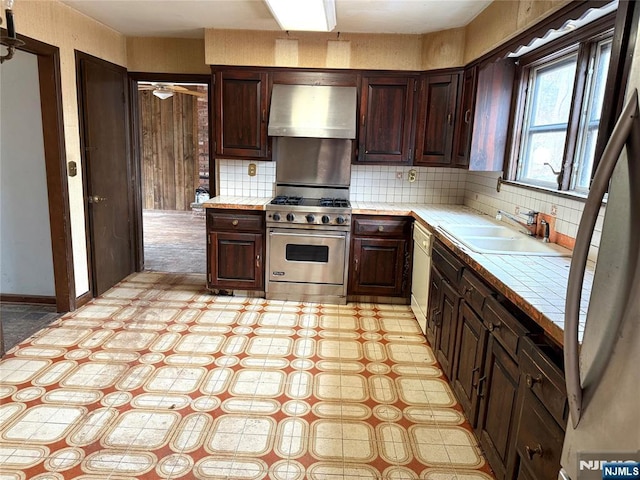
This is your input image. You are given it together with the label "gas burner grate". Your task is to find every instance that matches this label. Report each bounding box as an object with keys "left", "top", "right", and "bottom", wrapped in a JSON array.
[
  {"left": 319, "top": 198, "right": 350, "bottom": 208},
  {"left": 271, "top": 196, "right": 303, "bottom": 205}
]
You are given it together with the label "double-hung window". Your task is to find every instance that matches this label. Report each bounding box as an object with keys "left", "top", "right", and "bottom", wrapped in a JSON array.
[{"left": 512, "top": 25, "right": 613, "bottom": 193}]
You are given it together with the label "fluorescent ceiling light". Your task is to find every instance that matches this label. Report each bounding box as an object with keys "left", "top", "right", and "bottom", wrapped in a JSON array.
[
  {"left": 153, "top": 88, "right": 174, "bottom": 100},
  {"left": 265, "top": 0, "right": 336, "bottom": 32}
]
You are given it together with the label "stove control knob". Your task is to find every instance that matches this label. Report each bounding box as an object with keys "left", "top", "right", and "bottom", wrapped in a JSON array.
[
  {"left": 305, "top": 214, "right": 315, "bottom": 223},
  {"left": 272, "top": 213, "right": 281, "bottom": 221},
  {"left": 336, "top": 216, "right": 346, "bottom": 225},
  {"left": 286, "top": 213, "right": 295, "bottom": 222},
  {"left": 321, "top": 215, "right": 330, "bottom": 224}
]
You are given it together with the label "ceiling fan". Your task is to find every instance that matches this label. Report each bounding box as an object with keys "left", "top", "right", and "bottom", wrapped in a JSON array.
[{"left": 138, "top": 83, "right": 206, "bottom": 100}]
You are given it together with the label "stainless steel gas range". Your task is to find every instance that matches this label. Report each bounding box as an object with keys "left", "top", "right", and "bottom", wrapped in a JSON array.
[{"left": 265, "top": 137, "right": 353, "bottom": 304}]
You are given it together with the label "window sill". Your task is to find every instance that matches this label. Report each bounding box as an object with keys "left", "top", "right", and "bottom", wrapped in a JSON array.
[{"left": 499, "top": 179, "right": 608, "bottom": 205}]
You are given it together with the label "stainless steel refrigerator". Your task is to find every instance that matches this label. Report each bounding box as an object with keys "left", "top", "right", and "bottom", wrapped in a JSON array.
[{"left": 559, "top": 9, "right": 640, "bottom": 480}]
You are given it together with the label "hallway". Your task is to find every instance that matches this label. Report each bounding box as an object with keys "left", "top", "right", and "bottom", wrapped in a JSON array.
[{"left": 143, "top": 210, "right": 206, "bottom": 274}]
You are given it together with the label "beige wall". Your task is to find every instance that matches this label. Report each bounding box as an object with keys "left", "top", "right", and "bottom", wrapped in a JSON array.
[
  {"left": 12, "top": 0, "right": 127, "bottom": 297},
  {"left": 464, "top": 0, "right": 573, "bottom": 63},
  {"left": 204, "top": 29, "right": 459, "bottom": 71},
  {"left": 127, "top": 37, "right": 209, "bottom": 74}
]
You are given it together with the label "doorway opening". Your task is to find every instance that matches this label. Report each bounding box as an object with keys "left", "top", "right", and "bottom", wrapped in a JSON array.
[{"left": 136, "top": 80, "right": 210, "bottom": 274}]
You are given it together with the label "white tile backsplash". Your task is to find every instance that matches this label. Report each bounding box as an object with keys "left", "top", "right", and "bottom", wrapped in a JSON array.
[{"left": 217, "top": 159, "right": 276, "bottom": 197}]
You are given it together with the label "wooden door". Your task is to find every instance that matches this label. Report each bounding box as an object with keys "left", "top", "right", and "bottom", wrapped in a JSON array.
[
  {"left": 414, "top": 73, "right": 459, "bottom": 166},
  {"left": 77, "top": 53, "right": 134, "bottom": 296},
  {"left": 209, "top": 231, "right": 263, "bottom": 290},
  {"left": 452, "top": 300, "right": 488, "bottom": 426},
  {"left": 435, "top": 276, "right": 461, "bottom": 379},
  {"left": 453, "top": 67, "right": 477, "bottom": 168},
  {"left": 358, "top": 75, "right": 416, "bottom": 164},
  {"left": 476, "top": 335, "right": 520, "bottom": 480},
  {"left": 349, "top": 238, "right": 407, "bottom": 296},
  {"left": 214, "top": 69, "right": 269, "bottom": 159}
]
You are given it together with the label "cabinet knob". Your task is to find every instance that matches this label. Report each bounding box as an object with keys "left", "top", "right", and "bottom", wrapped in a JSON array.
[
  {"left": 525, "top": 373, "right": 543, "bottom": 388},
  {"left": 232, "top": 219, "right": 239, "bottom": 226},
  {"left": 525, "top": 444, "right": 543, "bottom": 460},
  {"left": 378, "top": 225, "right": 384, "bottom": 232}
]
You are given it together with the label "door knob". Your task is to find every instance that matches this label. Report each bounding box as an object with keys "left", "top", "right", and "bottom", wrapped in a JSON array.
[{"left": 89, "top": 195, "right": 106, "bottom": 203}]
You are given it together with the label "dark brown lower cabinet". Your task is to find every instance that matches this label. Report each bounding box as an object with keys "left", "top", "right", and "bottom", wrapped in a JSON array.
[
  {"left": 475, "top": 336, "right": 520, "bottom": 480},
  {"left": 434, "top": 276, "right": 460, "bottom": 379},
  {"left": 425, "top": 266, "right": 443, "bottom": 347},
  {"left": 451, "top": 300, "right": 488, "bottom": 426},
  {"left": 206, "top": 209, "right": 264, "bottom": 291},
  {"left": 209, "top": 231, "right": 263, "bottom": 289},
  {"left": 349, "top": 215, "right": 412, "bottom": 298}
]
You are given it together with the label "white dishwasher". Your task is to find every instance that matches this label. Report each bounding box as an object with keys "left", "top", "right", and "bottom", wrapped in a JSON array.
[{"left": 410, "top": 222, "right": 432, "bottom": 334}]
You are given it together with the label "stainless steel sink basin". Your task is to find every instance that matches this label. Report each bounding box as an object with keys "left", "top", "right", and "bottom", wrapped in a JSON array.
[{"left": 439, "top": 224, "right": 572, "bottom": 257}]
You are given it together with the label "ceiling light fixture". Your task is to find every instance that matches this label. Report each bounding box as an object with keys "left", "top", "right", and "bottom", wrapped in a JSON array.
[
  {"left": 265, "top": 0, "right": 336, "bottom": 32},
  {"left": 153, "top": 88, "right": 174, "bottom": 100}
]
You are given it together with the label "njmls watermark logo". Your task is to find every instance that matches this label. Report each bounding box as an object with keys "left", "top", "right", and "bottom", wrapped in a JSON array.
[{"left": 578, "top": 452, "right": 640, "bottom": 479}]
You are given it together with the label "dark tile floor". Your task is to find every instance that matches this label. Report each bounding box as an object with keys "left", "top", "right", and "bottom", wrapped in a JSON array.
[
  {"left": 0, "top": 303, "right": 62, "bottom": 355},
  {"left": 143, "top": 209, "right": 206, "bottom": 274}
]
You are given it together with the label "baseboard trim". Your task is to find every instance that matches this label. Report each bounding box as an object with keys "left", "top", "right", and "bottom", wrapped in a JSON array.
[
  {"left": 0, "top": 294, "right": 56, "bottom": 305},
  {"left": 75, "top": 291, "right": 93, "bottom": 308}
]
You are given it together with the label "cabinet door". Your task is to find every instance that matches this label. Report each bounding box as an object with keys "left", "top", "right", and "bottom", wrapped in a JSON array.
[
  {"left": 451, "top": 300, "right": 488, "bottom": 426},
  {"left": 209, "top": 231, "right": 263, "bottom": 290},
  {"left": 476, "top": 335, "right": 519, "bottom": 480},
  {"left": 214, "top": 70, "right": 270, "bottom": 159},
  {"left": 349, "top": 237, "right": 408, "bottom": 296},
  {"left": 414, "top": 73, "right": 459, "bottom": 166},
  {"left": 358, "top": 76, "right": 416, "bottom": 164},
  {"left": 426, "top": 265, "right": 443, "bottom": 347},
  {"left": 434, "top": 276, "right": 460, "bottom": 379},
  {"left": 452, "top": 67, "right": 477, "bottom": 168}
]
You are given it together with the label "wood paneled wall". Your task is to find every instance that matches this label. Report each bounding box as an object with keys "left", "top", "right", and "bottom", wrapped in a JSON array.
[{"left": 139, "top": 90, "right": 199, "bottom": 211}]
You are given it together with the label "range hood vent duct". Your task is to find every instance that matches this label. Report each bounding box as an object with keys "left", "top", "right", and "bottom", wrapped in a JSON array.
[{"left": 268, "top": 84, "right": 357, "bottom": 139}]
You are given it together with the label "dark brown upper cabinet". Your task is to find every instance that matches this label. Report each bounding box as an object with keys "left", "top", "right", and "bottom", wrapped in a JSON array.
[
  {"left": 414, "top": 73, "right": 460, "bottom": 166},
  {"left": 357, "top": 75, "right": 417, "bottom": 165},
  {"left": 213, "top": 69, "right": 270, "bottom": 160},
  {"left": 452, "top": 66, "right": 477, "bottom": 168}
]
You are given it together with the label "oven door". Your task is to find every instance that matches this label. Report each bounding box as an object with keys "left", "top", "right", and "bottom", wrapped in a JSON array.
[{"left": 268, "top": 229, "right": 346, "bottom": 285}]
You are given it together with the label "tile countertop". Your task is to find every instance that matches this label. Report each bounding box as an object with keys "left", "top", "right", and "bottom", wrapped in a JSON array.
[{"left": 205, "top": 197, "right": 594, "bottom": 346}]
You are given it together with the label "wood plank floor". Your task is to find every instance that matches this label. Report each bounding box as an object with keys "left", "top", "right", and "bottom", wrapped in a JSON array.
[{"left": 143, "top": 209, "right": 206, "bottom": 273}]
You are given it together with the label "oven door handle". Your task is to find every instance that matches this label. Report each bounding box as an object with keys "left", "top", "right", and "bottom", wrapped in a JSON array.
[{"left": 269, "top": 231, "right": 346, "bottom": 240}]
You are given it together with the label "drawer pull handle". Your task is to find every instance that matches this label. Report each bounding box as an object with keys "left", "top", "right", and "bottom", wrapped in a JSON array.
[
  {"left": 432, "top": 308, "right": 442, "bottom": 327},
  {"left": 378, "top": 225, "right": 384, "bottom": 232},
  {"left": 232, "top": 219, "right": 239, "bottom": 226},
  {"left": 462, "top": 286, "right": 471, "bottom": 296},
  {"left": 525, "top": 373, "right": 543, "bottom": 388},
  {"left": 464, "top": 109, "right": 472, "bottom": 124},
  {"left": 525, "top": 444, "right": 543, "bottom": 460},
  {"left": 471, "top": 366, "right": 480, "bottom": 387},
  {"left": 487, "top": 321, "right": 500, "bottom": 332}
]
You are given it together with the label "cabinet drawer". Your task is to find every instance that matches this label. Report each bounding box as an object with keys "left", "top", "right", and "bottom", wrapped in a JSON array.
[
  {"left": 432, "top": 240, "right": 464, "bottom": 286},
  {"left": 460, "top": 269, "right": 491, "bottom": 314},
  {"left": 519, "top": 337, "right": 567, "bottom": 427},
  {"left": 208, "top": 211, "right": 264, "bottom": 232},
  {"left": 483, "top": 295, "right": 529, "bottom": 360},
  {"left": 353, "top": 216, "right": 412, "bottom": 237},
  {"left": 515, "top": 388, "right": 564, "bottom": 480}
]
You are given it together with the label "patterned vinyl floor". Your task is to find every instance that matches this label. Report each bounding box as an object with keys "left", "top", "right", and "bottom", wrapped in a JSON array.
[{"left": 0, "top": 272, "right": 495, "bottom": 480}]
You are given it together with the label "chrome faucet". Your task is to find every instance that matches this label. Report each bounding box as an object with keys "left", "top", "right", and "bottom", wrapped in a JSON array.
[{"left": 496, "top": 209, "right": 539, "bottom": 236}]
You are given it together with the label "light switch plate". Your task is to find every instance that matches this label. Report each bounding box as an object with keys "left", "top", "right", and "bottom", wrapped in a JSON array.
[{"left": 68, "top": 161, "right": 77, "bottom": 177}]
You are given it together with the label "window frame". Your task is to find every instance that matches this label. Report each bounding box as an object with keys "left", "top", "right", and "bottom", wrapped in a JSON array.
[{"left": 507, "top": 14, "right": 616, "bottom": 193}]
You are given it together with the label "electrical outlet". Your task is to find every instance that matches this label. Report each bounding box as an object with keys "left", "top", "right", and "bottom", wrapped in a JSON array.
[
  {"left": 248, "top": 163, "right": 257, "bottom": 177},
  {"left": 551, "top": 204, "right": 558, "bottom": 216},
  {"left": 408, "top": 169, "right": 417, "bottom": 182},
  {"left": 396, "top": 171, "right": 403, "bottom": 180}
]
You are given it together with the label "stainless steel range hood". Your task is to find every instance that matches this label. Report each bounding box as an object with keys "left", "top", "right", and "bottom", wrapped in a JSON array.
[{"left": 268, "top": 84, "right": 357, "bottom": 139}]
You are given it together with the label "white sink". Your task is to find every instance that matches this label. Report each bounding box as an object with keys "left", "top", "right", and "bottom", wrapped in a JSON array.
[{"left": 439, "top": 224, "right": 572, "bottom": 257}]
